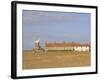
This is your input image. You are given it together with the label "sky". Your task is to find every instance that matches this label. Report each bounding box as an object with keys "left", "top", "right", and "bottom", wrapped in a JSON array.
[{"left": 22, "top": 10, "right": 91, "bottom": 50}]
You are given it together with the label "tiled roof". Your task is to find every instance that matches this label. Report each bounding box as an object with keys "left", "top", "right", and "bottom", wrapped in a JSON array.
[{"left": 45, "top": 42, "right": 90, "bottom": 47}]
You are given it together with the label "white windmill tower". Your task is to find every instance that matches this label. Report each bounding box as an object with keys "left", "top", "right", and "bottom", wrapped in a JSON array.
[{"left": 34, "top": 39, "right": 41, "bottom": 49}]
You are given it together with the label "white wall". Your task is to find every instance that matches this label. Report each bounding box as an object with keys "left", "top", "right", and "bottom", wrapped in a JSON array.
[
  {"left": 74, "top": 46, "right": 89, "bottom": 51},
  {"left": 0, "top": 0, "right": 99, "bottom": 80}
]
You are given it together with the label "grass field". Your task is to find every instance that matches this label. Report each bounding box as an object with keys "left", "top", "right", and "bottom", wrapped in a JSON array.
[{"left": 22, "top": 50, "right": 90, "bottom": 69}]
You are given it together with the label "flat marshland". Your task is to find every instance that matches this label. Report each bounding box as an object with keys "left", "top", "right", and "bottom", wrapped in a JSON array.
[{"left": 22, "top": 51, "right": 90, "bottom": 69}]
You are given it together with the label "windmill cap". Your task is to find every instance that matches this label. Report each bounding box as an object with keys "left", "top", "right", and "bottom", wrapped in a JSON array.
[{"left": 34, "top": 40, "right": 40, "bottom": 43}]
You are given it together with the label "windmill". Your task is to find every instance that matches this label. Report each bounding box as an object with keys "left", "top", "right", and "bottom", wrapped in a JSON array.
[
  {"left": 34, "top": 39, "right": 41, "bottom": 50},
  {"left": 32, "top": 38, "right": 45, "bottom": 53}
]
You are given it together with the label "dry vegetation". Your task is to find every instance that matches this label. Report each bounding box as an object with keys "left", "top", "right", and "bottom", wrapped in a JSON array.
[{"left": 22, "top": 50, "right": 90, "bottom": 69}]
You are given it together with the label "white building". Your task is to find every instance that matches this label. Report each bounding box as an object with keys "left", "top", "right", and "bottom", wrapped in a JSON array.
[
  {"left": 74, "top": 45, "right": 90, "bottom": 51},
  {"left": 45, "top": 42, "right": 90, "bottom": 52}
]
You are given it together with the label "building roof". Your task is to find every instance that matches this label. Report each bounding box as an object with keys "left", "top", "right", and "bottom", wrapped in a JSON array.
[{"left": 45, "top": 42, "right": 90, "bottom": 47}]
